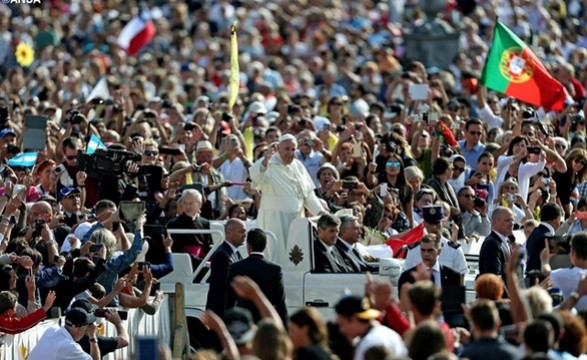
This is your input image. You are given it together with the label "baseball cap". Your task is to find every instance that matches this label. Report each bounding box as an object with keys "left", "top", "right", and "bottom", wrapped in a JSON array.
[
  {"left": 0, "top": 128, "right": 16, "bottom": 139},
  {"left": 65, "top": 308, "right": 96, "bottom": 327},
  {"left": 58, "top": 186, "right": 80, "bottom": 201},
  {"left": 69, "top": 299, "right": 98, "bottom": 313},
  {"left": 224, "top": 307, "right": 255, "bottom": 345},
  {"left": 335, "top": 295, "right": 381, "bottom": 320}
]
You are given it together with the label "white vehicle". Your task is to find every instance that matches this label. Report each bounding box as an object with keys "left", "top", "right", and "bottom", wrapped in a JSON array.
[{"left": 159, "top": 217, "right": 478, "bottom": 349}]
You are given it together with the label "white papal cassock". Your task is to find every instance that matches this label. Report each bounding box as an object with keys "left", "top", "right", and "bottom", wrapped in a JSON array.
[{"left": 250, "top": 153, "right": 325, "bottom": 264}]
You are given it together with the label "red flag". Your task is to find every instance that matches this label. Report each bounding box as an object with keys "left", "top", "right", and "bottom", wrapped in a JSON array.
[
  {"left": 116, "top": 8, "right": 156, "bottom": 56},
  {"left": 385, "top": 223, "right": 425, "bottom": 256}
]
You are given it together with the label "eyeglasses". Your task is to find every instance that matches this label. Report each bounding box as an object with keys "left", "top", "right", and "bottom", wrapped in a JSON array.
[
  {"left": 144, "top": 150, "right": 159, "bottom": 156},
  {"left": 453, "top": 166, "right": 465, "bottom": 173},
  {"left": 468, "top": 131, "right": 482, "bottom": 136},
  {"left": 386, "top": 161, "right": 401, "bottom": 168},
  {"left": 574, "top": 158, "right": 587, "bottom": 166}
]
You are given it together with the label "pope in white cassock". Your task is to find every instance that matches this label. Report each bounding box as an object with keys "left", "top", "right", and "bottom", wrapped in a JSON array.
[{"left": 250, "top": 134, "right": 326, "bottom": 264}]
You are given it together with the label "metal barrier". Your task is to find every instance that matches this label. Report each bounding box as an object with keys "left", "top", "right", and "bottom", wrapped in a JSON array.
[
  {"left": 1, "top": 297, "right": 171, "bottom": 360},
  {"left": 167, "top": 229, "right": 225, "bottom": 283}
]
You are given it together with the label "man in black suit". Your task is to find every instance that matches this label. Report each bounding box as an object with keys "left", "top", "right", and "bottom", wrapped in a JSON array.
[
  {"left": 461, "top": 299, "right": 522, "bottom": 360},
  {"left": 226, "top": 228, "right": 287, "bottom": 324},
  {"left": 313, "top": 214, "right": 351, "bottom": 273},
  {"left": 398, "top": 234, "right": 462, "bottom": 291},
  {"left": 205, "top": 218, "right": 246, "bottom": 318},
  {"left": 336, "top": 215, "right": 377, "bottom": 273},
  {"left": 525, "top": 203, "right": 563, "bottom": 273},
  {"left": 167, "top": 189, "right": 213, "bottom": 260},
  {"left": 479, "top": 207, "right": 515, "bottom": 290}
]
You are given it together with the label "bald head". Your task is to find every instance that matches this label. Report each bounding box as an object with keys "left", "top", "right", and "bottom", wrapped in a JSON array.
[
  {"left": 31, "top": 201, "right": 53, "bottom": 221},
  {"left": 225, "top": 218, "right": 246, "bottom": 247},
  {"left": 491, "top": 207, "right": 514, "bottom": 236}
]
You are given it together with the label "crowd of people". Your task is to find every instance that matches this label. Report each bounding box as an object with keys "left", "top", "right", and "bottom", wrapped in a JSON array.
[{"left": 0, "top": 0, "right": 586, "bottom": 359}]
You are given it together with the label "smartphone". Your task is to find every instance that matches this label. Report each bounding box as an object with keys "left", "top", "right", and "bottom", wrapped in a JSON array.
[
  {"left": 90, "top": 244, "right": 103, "bottom": 252},
  {"left": 144, "top": 224, "right": 169, "bottom": 241},
  {"left": 342, "top": 181, "right": 358, "bottom": 190},
  {"left": 507, "top": 194, "right": 516, "bottom": 202},
  {"left": 94, "top": 308, "right": 107, "bottom": 317},
  {"left": 577, "top": 211, "right": 587, "bottom": 220},
  {"left": 230, "top": 137, "right": 239, "bottom": 148},
  {"left": 138, "top": 261, "right": 150, "bottom": 271},
  {"left": 352, "top": 142, "right": 362, "bottom": 157},
  {"left": 527, "top": 147, "right": 541, "bottom": 154},
  {"left": 119, "top": 201, "right": 145, "bottom": 222},
  {"left": 158, "top": 146, "right": 182, "bottom": 156},
  {"left": 499, "top": 324, "right": 519, "bottom": 339},
  {"left": 380, "top": 183, "right": 388, "bottom": 197},
  {"left": 543, "top": 178, "right": 551, "bottom": 186}
]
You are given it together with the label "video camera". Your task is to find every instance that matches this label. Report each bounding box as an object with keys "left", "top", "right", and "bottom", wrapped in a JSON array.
[{"left": 77, "top": 149, "right": 142, "bottom": 178}]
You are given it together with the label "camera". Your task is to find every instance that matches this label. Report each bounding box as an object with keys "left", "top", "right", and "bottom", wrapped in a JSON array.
[
  {"left": 473, "top": 196, "right": 486, "bottom": 208},
  {"left": 335, "top": 125, "right": 346, "bottom": 133},
  {"left": 192, "top": 164, "right": 202, "bottom": 172},
  {"left": 543, "top": 177, "right": 551, "bottom": 186},
  {"left": 31, "top": 219, "right": 46, "bottom": 238},
  {"left": 70, "top": 114, "right": 85, "bottom": 125},
  {"left": 222, "top": 112, "right": 232, "bottom": 122},
  {"left": 342, "top": 181, "right": 358, "bottom": 190},
  {"left": 162, "top": 99, "right": 172, "bottom": 109},
  {"left": 77, "top": 149, "right": 142, "bottom": 178}
]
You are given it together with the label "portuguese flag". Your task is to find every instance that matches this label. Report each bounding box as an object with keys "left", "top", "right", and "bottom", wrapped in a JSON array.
[{"left": 480, "top": 20, "right": 569, "bottom": 111}]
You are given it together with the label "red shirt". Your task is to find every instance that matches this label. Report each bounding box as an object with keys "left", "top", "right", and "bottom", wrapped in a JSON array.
[{"left": 0, "top": 308, "right": 46, "bottom": 334}]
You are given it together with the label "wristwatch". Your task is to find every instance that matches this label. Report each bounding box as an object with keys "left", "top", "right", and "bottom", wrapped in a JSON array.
[
  {"left": 570, "top": 291, "right": 581, "bottom": 301},
  {"left": 89, "top": 338, "right": 98, "bottom": 343}
]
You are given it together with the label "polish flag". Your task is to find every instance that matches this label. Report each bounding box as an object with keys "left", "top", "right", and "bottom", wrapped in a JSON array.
[{"left": 116, "top": 9, "right": 156, "bottom": 56}]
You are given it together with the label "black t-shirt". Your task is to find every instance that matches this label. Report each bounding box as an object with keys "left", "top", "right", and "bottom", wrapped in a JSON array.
[{"left": 79, "top": 334, "right": 119, "bottom": 357}]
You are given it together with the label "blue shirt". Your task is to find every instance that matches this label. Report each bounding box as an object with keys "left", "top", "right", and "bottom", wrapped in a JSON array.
[
  {"left": 458, "top": 139, "right": 485, "bottom": 172},
  {"left": 296, "top": 150, "right": 323, "bottom": 187}
]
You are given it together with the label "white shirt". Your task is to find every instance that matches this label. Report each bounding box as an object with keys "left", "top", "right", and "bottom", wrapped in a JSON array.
[
  {"left": 28, "top": 326, "right": 92, "bottom": 360},
  {"left": 495, "top": 155, "right": 546, "bottom": 201},
  {"left": 551, "top": 267, "right": 587, "bottom": 311},
  {"left": 427, "top": 260, "right": 442, "bottom": 287},
  {"left": 477, "top": 102, "right": 504, "bottom": 130},
  {"left": 354, "top": 323, "right": 407, "bottom": 360},
  {"left": 219, "top": 157, "right": 248, "bottom": 201},
  {"left": 403, "top": 235, "right": 469, "bottom": 275}
]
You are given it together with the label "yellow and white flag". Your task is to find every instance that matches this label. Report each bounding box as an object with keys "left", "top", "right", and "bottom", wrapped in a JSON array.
[{"left": 228, "top": 23, "right": 239, "bottom": 112}]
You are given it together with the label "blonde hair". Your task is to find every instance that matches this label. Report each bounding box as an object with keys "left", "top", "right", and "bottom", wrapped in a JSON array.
[
  {"left": 405, "top": 166, "right": 424, "bottom": 182},
  {"left": 252, "top": 320, "right": 293, "bottom": 360},
  {"left": 89, "top": 228, "right": 118, "bottom": 259}
]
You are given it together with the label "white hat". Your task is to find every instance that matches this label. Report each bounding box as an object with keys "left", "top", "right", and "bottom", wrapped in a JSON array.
[
  {"left": 313, "top": 116, "right": 331, "bottom": 131},
  {"left": 279, "top": 134, "right": 297, "bottom": 145},
  {"left": 195, "top": 140, "right": 215, "bottom": 153},
  {"left": 248, "top": 101, "right": 266, "bottom": 114}
]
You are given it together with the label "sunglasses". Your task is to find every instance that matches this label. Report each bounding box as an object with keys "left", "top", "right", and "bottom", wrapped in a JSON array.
[
  {"left": 574, "top": 158, "right": 587, "bottom": 166},
  {"left": 461, "top": 194, "right": 475, "bottom": 198},
  {"left": 468, "top": 131, "right": 483, "bottom": 136},
  {"left": 144, "top": 150, "right": 159, "bottom": 156},
  {"left": 453, "top": 166, "right": 465, "bottom": 173},
  {"left": 66, "top": 155, "right": 77, "bottom": 160},
  {"left": 330, "top": 102, "right": 342, "bottom": 106},
  {"left": 386, "top": 161, "right": 401, "bottom": 168}
]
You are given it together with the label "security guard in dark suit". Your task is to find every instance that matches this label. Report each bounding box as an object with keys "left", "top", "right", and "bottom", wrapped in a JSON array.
[{"left": 398, "top": 233, "right": 463, "bottom": 291}]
